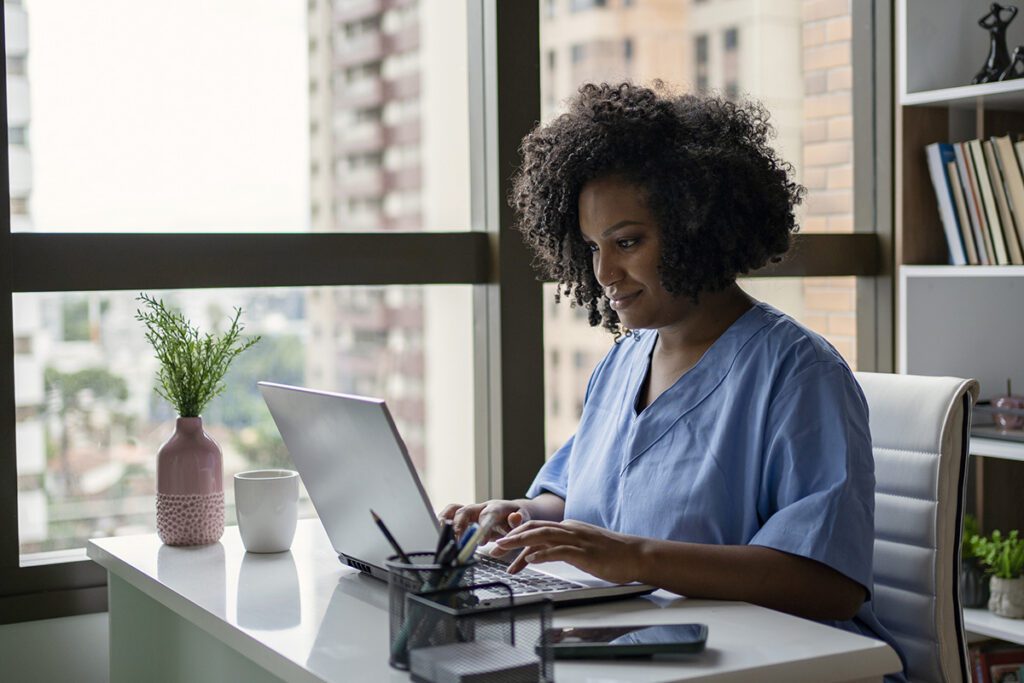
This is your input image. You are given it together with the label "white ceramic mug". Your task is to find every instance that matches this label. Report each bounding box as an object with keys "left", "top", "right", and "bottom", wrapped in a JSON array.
[{"left": 234, "top": 469, "right": 299, "bottom": 553}]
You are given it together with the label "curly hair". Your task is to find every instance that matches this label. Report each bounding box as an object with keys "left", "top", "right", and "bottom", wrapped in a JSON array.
[{"left": 510, "top": 81, "right": 804, "bottom": 335}]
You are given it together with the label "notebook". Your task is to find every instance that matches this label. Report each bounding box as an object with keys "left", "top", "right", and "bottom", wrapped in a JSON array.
[{"left": 258, "top": 381, "right": 654, "bottom": 605}]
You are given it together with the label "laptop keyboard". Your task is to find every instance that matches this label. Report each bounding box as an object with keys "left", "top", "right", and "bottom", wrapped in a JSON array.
[{"left": 474, "top": 555, "right": 584, "bottom": 595}]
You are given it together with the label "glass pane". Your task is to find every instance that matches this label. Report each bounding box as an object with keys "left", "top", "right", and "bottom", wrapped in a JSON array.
[
  {"left": 8, "top": 0, "right": 470, "bottom": 233},
  {"left": 542, "top": 278, "right": 859, "bottom": 458},
  {"left": 14, "top": 286, "right": 474, "bottom": 556},
  {"left": 539, "top": 0, "right": 854, "bottom": 236},
  {"left": 539, "top": 0, "right": 860, "bottom": 453}
]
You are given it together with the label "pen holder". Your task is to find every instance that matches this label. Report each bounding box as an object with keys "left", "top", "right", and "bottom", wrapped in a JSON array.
[
  {"left": 404, "top": 582, "right": 554, "bottom": 683},
  {"left": 385, "top": 552, "right": 478, "bottom": 669}
]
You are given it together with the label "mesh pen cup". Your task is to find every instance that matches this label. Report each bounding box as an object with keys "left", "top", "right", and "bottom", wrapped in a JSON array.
[
  {"left": 386, "top": 552, "right": 477, "bottom": 669},
  {"left": 405, "top": 582, "right": 554, "bottom": 683}
]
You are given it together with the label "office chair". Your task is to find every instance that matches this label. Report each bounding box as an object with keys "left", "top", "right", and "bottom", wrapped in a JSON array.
[{"left": 855, "top": 372, "right": 979, "bottom": 683}]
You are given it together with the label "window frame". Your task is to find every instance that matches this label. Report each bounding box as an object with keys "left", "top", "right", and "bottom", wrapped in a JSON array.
[{"left": 0, "top": 0, "right": 890, "bottom": 624}]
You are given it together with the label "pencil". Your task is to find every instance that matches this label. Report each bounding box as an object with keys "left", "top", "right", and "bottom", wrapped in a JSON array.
[{"left": 370, "top": 509, "right": 412, "bottom": 565}]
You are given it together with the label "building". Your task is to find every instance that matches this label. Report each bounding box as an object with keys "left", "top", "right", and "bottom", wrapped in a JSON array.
[
  {"left": 307, "top": 0, "right": 473, "bottom": 504},
  {"left": 540, "top": 0, "right": 855, "bottom": 454}
]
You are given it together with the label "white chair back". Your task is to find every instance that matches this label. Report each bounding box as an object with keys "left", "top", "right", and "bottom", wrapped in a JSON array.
[{"left": 855, "top": 372, "right": 978, "bottom": 683}]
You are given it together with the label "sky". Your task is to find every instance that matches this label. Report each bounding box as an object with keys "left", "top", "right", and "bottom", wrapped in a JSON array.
[{"left": 23, "top": 0, "right": 309, "bottom": 232}]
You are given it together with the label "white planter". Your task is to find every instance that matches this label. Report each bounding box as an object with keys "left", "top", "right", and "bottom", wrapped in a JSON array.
[{"left": 989, "top": 576, "right": 1024, "bottom": 619}]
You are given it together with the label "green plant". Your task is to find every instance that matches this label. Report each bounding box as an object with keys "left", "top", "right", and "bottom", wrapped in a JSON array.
[
  {"left": 962, "top": 513, "right": 980, "bottom": 560},
  {"left": 970, "top": 529, "right": 1024, "bottom": 579},
  {"left": 135, "top": 293, "right": 261, "bottom": 417}
]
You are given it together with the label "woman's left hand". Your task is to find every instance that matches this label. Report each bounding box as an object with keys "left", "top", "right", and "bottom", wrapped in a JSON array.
[{"left": 493, "top": 519, "right": 645, "bottom": 584}]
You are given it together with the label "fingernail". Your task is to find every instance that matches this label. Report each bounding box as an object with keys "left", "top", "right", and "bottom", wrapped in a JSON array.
[{"left": 526, "top": 553, "right": 537, "bottom": 562}]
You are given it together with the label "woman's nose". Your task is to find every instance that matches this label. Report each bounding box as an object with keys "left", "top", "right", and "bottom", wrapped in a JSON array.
[{"left": 594, "top": 250, "right": 621, "bottom": 287}]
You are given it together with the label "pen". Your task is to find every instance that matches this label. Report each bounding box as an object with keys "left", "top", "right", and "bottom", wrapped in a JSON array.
[
  {"left": 370, "top": 509, "right": 412, "bottom": 565},
  {"left": 457, "top": 523, "right": 478, "bottom": 550},
  {"left": 455, "top": 517, "right": 495, "bottom": 565},
  {"left": 433, "top": 520, "right": 454, "bottom": 563}
]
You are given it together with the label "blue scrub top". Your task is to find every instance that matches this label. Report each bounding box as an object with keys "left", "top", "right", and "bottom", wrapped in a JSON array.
[{"left": 527, "top": 302, "right": 907, "bottom": 681}]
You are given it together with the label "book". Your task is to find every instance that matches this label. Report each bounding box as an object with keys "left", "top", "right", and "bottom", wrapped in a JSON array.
[
  {"left": 924, "top": 143, "right": 966, "bottom": 265},
  {"left": 957, "top": 141, "right": 995, "bottom": 265},
  {"left": 992, "top": 135, "right": 1024, "bottom": 256},
  {"left": 969, "top": 138, "right": 1010, "bottom": 265},
  {"left": 948, "top": 159, "right": 979, "bottom": 264},
  {"left": 983, "top": 139, "right": 1024, "bottom": 264}
]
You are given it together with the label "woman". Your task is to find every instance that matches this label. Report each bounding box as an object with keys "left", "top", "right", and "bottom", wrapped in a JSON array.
[{"left": 441, "top": 82, "right": 906, "bottom": 681}]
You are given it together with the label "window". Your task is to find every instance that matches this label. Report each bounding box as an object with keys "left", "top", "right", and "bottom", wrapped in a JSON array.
[
  {"left": 540, "top": 0, "right": 885, "bottom": 453},
  {"left": 723, "top": 27, "right": 739, "bottom": 100},
  {"left": 2, "top": 0, "right": 886, "bottom": 625},
  {"left": 724, "top": 27, "right": 738, "bottom": 50},
  {"left": 695, "top": 34, "right": 709, "bottom": 92},
  {"left": 2, "top": 0, "right": 496, "bottom": 624},
  {"left": 571, "top": 43, "right": 586, "bottom": 65}
]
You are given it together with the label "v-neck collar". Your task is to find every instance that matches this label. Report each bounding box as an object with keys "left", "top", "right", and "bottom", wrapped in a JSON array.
[{"left": 622, "top": 302, "right": 776, "bottom": 471}]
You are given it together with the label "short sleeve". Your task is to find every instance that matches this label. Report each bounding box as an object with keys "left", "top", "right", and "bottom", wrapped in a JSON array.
[
  {"left": 525, "top": 433, "right": 573, "bottom": 499},
  {"left": 749, "top": 361, "right": 875, "bottom": 593}
]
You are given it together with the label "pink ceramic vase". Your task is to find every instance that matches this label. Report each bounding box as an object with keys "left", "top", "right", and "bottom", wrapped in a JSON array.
[{"left": 155, "top": 417, "right": 225, "bottom": 546}]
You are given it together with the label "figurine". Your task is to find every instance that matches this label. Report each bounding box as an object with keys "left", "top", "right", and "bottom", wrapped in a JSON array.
[
  {"left": 973, "top": 3, "right": 1019, "bottom": 84},
  {"left": 1000, "top": 45, "right": 1024, "bottom": 79}
]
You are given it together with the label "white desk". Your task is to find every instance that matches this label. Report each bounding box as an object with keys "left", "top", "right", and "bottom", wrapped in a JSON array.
[{"left": 87, "top": 519, "right": 901, "bottom": 683}]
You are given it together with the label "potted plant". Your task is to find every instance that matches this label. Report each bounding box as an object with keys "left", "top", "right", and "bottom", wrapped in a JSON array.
[
  {"left": 960, "top": 514, "right": 989, "bottom": 608},
  {"left": 971, "top": 529, "right": 1024, "bottom": 618},
  {"left": 136, "top": 293, "right": 260, "bottom": 546}
]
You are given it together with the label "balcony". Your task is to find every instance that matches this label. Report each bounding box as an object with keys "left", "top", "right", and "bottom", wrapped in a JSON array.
[
  {"left": 335, "top": 121, "right": 385, "bottom": 153},
  {"left": 338, "top": 168, "right": 386, "bottom": 197},
  {"left": 385, "top": 165, "right": 421, "bottom": 192},
  {"left": 384, "top": 73, "right": 420, "bottom": 100},
  {"left": 336, "top": 79, "right": 385, "bottom": 109},
  {"left": 333, "top": 0, "right": 389, "bottom": 24},
  {"left": 385, "top": 119, "right": 420, "bottom": 147},
  {"left": 334, "top": 33, "right": 385, "bottom": 67},
  {"left": 386, "top": 24, "right": 420, "bottom": 54}
]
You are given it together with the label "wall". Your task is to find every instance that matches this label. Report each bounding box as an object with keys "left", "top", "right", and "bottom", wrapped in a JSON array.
[{"left": 0, "top": 612, "right": 108, "bottom": 683}]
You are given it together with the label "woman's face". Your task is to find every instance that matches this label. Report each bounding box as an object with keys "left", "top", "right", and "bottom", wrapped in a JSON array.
[{"left": 578, "top": 175, "right": 690, "bottom": 330}]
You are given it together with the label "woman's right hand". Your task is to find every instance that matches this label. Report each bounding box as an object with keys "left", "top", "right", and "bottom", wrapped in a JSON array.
[{"left": 438, "top": 499, "right": 531, "bottom": 543}]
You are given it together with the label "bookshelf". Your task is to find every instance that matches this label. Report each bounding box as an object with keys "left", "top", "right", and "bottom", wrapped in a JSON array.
[{"left": 898, "top": 0, "right": 1024, "bottom": 647}]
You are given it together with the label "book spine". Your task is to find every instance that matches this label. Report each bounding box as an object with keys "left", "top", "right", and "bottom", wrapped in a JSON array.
[
  {"left": 992, "top": 135, "right": 1024, "bottom": 255},
  {"left": 969, "top": 139, "right": 1010, "bottom": 265},
  {"left": 948, "top": 159, "right": 979, "bottom": 264},
  {"left": 984, "top": 139, "right": 1024, "bottom": 264},
  {"left": 958, "top": 142, "right": 994, "bottom": 265},
  {"left": 925, "top": 143, "right": 966, "bottom": 265}
]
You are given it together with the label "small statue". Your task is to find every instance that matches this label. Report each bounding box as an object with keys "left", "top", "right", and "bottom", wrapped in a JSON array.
[
  {"left": 1000, "top": 45, "right": 1024, "bottom": 79},
  {"left": 973, "top": 3, "right": 1019, "bottom": 84}
]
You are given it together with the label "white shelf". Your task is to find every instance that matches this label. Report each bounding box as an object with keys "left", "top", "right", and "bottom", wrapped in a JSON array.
[
  {"left": 971, "top": 437, "right": 1024, "bottom": 462},
  {"left": 964, "top": 608, "right": 1024, "bottom": 644},
  {"left": 901, "top": 265, "right": 1024, "bottom": 278},
  {"left": 902, "top": 79, "right": 1024, "bottom": 110}
]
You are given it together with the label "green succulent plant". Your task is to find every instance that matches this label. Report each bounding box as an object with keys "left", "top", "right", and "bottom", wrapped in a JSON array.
[
  {"left": 135, "top": 293, "right": 261, "bottom": 418},
  {"left": 970, "top": 529, "right": 1024, "bottom": 580}
]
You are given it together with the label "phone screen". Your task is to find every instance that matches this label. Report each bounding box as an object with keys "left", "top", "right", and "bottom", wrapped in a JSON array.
[{"left": 546, "top": 623, "right": 708, "bottom": 658}]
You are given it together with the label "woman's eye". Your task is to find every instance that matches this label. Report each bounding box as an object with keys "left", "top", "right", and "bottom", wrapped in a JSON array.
[
  {"left": 618, "top": 238, "right": 639, "bottom": 249},
  {"left": 586, "top": 243, "right": 599, "bottom": 254}
]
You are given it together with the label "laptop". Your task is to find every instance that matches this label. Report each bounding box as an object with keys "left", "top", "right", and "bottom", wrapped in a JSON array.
[{"left": 257, "top": 381, "right": 654, "bottom": 606}]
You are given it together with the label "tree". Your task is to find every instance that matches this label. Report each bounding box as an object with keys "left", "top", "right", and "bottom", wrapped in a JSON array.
[{"left": 44, "top": 367, "right": 130, "bottom": 496}]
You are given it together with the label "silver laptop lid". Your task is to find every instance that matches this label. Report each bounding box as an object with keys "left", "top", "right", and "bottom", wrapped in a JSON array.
[{"left": 258, "top": 382, "right": 438, "bottom": 573}]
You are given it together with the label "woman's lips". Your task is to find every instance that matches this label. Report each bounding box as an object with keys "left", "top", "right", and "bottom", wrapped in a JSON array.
[{"left": 609, "top": 291, "right": 641, "bottom": 310}]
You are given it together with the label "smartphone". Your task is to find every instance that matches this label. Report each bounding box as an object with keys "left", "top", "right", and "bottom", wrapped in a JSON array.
[{"left": 544, "top": 623, "right": 708, "bottom": 659}]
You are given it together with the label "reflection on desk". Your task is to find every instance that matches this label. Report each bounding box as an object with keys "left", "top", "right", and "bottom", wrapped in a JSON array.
[{"left": 88, "top": 519, "right": 901, "bottom": 683}]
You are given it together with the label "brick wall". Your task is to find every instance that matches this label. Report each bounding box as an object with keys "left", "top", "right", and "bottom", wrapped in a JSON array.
[{"left": 801, "top": 0, "right": 857, "bottom": 366}]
